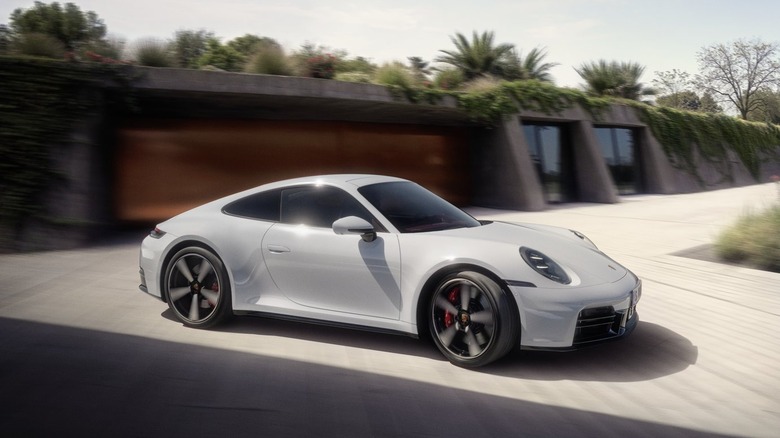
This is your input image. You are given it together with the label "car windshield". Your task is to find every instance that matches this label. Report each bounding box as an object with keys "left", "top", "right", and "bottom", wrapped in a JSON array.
[{"left": 358, "top": 181, "right": 481, "bottom": 233}]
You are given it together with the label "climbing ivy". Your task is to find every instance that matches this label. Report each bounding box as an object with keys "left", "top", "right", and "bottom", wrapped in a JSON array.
[
  {"left": 387, "top": 79, "right": 780, "bottom": 185},
  {"left": 2, "top": 57, "right": 779, "bottom": 251},
  {"left": 632, "top": 103, "right": 780, "bottom": 182},
  {"left": 0, "top": 56, "right": 134, "bottom": 248}
]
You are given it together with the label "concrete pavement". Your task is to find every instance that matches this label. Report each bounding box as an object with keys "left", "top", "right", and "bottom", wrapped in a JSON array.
[{"left": 0, "top": 183, "right": 778, "bottom": 437}]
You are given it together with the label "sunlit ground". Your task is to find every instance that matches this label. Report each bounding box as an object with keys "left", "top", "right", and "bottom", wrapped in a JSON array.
[{"left": 0, "top": 183, "right": 778, "bottom": 436}]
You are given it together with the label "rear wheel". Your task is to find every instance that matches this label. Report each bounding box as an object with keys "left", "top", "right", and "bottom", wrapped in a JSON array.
[
  {"left": 164, "top": 246, "right": 231, "bottom": 328},
  {"left": 429, "top": 271, "right": 518, "bottom": 367}
]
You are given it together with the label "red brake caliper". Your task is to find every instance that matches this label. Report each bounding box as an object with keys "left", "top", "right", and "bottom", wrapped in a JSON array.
[{"left": 444, "top": 286, "right": 458, "bottom": 327}]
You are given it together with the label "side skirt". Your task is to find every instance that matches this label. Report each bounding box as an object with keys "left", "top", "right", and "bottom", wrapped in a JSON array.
[{"left": 232, "top": 310, "right": 420, "bottom": 339}]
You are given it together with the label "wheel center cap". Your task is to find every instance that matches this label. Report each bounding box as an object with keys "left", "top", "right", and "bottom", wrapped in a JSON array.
[
  {"left": 458, "top": 310, "right": 470, "bottom": 327},
  {"left": 191, "top": 281, "right": 202, "bottom": 293}
]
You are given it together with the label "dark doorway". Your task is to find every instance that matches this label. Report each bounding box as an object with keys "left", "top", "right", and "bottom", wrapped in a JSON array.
[
  {"left": 594, "top": 127, "right": 642, "bottom": 195},
  {"left": 522, "top": 123, "right": 576, "bottom": 203}
]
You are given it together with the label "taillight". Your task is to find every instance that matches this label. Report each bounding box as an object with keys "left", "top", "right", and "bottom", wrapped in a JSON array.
[{"left": 150, "top": 227, "right": 166, "bottom": 238}]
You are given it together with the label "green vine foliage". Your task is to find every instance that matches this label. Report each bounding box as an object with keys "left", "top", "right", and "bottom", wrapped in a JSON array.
[
  {"left": 388, "top": 78, "right": 779, "bottom": 185},
  {"left": 0, "top": 56, "right": 133, "bottom": 246},
  {"left": 3, "top": 57, "right": 779, "bottom": 250},
  {"left": 634, "top": 104, "right": 780, "bottom": 182}
]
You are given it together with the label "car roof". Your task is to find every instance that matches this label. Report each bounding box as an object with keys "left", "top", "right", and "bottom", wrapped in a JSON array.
[
  {"left": 260, "top": 174, "right": 408, "bottom": 190},
  {"left": 207, "top": 174, "right": 408, "bottom": 207}
]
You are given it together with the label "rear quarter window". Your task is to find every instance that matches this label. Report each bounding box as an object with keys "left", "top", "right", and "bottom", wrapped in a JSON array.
[{"left": 222, "top": 188, "right": 282, "bottom": 221}]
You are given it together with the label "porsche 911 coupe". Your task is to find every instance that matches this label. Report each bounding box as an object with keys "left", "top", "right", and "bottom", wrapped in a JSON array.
[{"left": 139, "top": 174, "right": 640, "bottom": 367}]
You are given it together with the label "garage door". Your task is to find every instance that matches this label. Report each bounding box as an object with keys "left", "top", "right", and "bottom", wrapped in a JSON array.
[{"left": 115, "top": 119, "right": 470, "bottom": 222}]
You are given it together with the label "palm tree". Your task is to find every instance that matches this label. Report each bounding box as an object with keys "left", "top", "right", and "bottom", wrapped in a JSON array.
[
  {"left": 520, "top": 47, "right": 558, "bottom": 82},
  {"left": 407, "top": 56, "right": 431, "bottom": 82},
  {"left": 575, "top": 60, "right": 655, "bottom": 101},
  {"left": 435, "top": 31, "right": 515, "bottom": 80}
]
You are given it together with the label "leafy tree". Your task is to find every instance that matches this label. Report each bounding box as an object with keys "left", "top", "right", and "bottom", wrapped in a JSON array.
[
  {"left": 81, "top": 34, "right": 124, "bottom": 60},
  {"left": 9, "top": 1, "right": 106, "bottom": 50},
  {"left": 294, "top": 42, "right": 347, "bottom": 62},
  {"left": 171, "top": 29, "right": 214, "bottom": 68},
  {"left": 435, "top": 31, "right": 515, "bottom": 80},
  {"left": 699, "top": 93, "right": 723, "bottom": 114},
  {"left": 656, "top": 90, "right": 701, "bottom": 111},
  {"left": 292, "top": 42, "right": 347, "bottom": 78},
  {"left": 653, "top": 69, "right": 691, "bottom": 96},
  {"left": 197, "top": 38, "right": 243, "bottom": 71},
  {"left": 0, "top": 24, "right": 12, "bottom": 54},
  {"left": 652, "top": 69, "right": 722, "bottom": 113},
  {"left": 696, "top": 38, "right": 780, "bottom": 119},
  {"left": 226, "top": 34, "right": 279, "bottom": 58},
  {"left": 747, "top": 89, "right": 780, "bottom": 123},
  {"left": 575, "top": 60, "right": 655, "bottom": 101},
  {"left": 336, "top": 56, "right": 376, "bottom": 74},
  {"left": 655, "top": 90, "right": 722, "bottom": 113}
]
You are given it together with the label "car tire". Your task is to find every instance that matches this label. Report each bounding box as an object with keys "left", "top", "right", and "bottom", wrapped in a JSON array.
[
  {"left": 164, "top": 246, "right": 231, "bottom": 328},
  {"left": 428, "top": 271, "right": 518, "bottom": 367}
]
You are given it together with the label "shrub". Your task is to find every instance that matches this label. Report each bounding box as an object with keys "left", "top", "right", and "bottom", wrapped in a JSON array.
[
  {"left": 460, "top": 76, "right": 504, "bottom": 93},
  {"left": 131, "top": 38, "right": 174, "bottom": 67},
  {"left": 334, "top": 72, "right": 372, "bottom": 83},
  {"left": 433, "top": 68, "right": 465, "bottom": 90},
  {"left": 244, "top": 43, "right": 292, "bottom": 76},
  {"left": 305, "top": 54, "right": 337, "bottom": 79},
  {"left": 715, "top": 203, "right": 780, "bottom": 272},
  {"left": 197, "top": 39, "right": 244, "bottom": 72},
  {"left": 80, "top": 36, "right": 125, "bottom": 60},
  {"left": 373, "top": 62, "right": 414, "bottom": 88},
  {"left": 14, "top": 33, "right": 66, "bottom": 59}
]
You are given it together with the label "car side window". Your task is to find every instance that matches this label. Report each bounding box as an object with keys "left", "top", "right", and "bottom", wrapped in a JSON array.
[
  {"left": 222, "top": 188, "right": 282, "bottom": 221},
  {"left": 280, "top": 185, "right": 378, "bottom": 229}
]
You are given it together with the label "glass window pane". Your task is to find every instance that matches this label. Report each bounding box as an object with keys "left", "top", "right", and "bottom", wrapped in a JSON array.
[
  {"left": 522, "top": 125, "right": 540, "bottom": 163},
  {"left": 595, "top": 128, "right": 616, "bottom": 165},
  {"left": 614, "top": 128, "right": 634, "bottom": 165},
  {"left": 222, "top": 188, "right": 281, "bottom": 221},
  {"left": 280, "top": 186, "right": 373, "bottom": 228}
]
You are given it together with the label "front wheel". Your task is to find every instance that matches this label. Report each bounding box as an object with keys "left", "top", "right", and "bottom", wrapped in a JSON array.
[
  {"left": 429, "top": 271, "right": 518, "bottom": 367},
  {"left": 164, "top": 246, "right": 232, "bottom": 328}
]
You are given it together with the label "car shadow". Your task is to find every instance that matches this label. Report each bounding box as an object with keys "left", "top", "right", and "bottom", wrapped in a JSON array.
[
  {"left": 163, "top": 310, "right": 697, "bottom": 382},
  {"left": 485, "top": 320, "right": 698, "bottom": 382},
  {"left": 0, "top": 316, "right": 724, "bottom": 437}
]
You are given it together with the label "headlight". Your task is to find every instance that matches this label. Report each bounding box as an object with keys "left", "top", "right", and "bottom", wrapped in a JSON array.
[{"left": 520, "top": 247, "right": 571, "bottom": 284}]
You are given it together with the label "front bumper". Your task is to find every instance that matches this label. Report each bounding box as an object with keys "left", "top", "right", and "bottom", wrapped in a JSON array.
[{"left": 510, "top": 275, "right": 641, "bottom": 349}]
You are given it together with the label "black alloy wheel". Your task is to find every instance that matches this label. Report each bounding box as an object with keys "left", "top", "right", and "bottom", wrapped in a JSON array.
[
  {"left": 429, "top": 271, "right": 518, "bottom": 367},
  {"left": 164, "top": 246, "right": 231, "bottom": 328}
]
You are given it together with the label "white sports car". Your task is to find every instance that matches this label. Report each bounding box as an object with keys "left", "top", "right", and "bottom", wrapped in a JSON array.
[{"left": 139, "top": 174, "right": 640, "bottom": 367}]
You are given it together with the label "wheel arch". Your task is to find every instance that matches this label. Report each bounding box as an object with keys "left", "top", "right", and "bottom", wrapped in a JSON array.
[
  {"left": 159, "top": 238, "right": 227, "bottom": 304},
  {"left": 414, "top": 263, "right": 519, "bottom": 339}
]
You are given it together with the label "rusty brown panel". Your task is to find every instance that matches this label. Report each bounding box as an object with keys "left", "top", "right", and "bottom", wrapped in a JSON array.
[{"left": 115, "top": 119, "right": 470, "bottom": 222}]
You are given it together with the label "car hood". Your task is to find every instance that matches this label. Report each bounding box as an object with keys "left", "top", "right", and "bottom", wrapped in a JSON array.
[{"left": 432, "top": 221, "right": 628, "bottom": 285}]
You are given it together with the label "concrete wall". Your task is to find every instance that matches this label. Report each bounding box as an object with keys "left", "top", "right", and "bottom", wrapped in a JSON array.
[{"left": 7, "top": 68, "right": 778, "bottom": 251}]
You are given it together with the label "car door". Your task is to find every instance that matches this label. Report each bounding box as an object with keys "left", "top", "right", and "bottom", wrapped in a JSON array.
[{"left": 262, "top": 185, "right": 402, "bottom": 320}]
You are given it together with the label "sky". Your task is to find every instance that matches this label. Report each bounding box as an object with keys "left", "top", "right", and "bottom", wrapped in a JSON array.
[{"left": 2, "top": 0, "right": 780, "bottom": 88}]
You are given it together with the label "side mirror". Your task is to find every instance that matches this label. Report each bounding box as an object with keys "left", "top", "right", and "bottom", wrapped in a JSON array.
[{"left": 332, "top": 216, "right": 377, "bottom": 242}]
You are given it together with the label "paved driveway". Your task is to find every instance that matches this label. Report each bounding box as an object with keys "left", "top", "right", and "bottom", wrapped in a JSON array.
[{"left": 1, "top": 183, "right": 778, "bottom": 437}]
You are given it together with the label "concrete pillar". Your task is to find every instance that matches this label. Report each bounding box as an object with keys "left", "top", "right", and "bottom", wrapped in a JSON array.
[
  {"left": 638, "top": 128, "right": 678, "bottom": 194},
  {"left": 470, "top": 118, "right": 545, "bottom": 210},
  {"left": 570, "top": 120, "right": 619, "bottom": 203}
]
